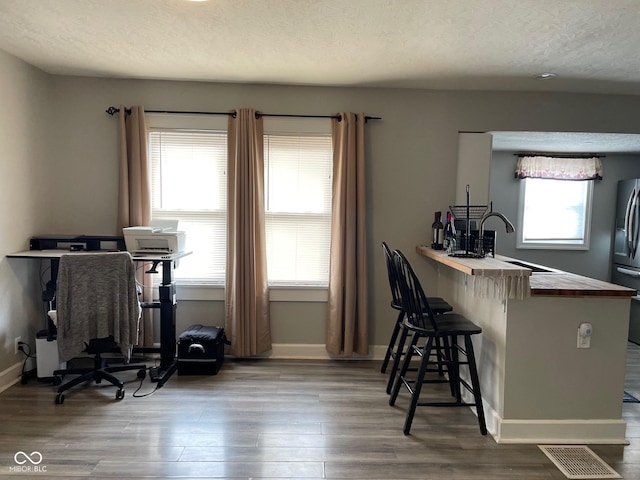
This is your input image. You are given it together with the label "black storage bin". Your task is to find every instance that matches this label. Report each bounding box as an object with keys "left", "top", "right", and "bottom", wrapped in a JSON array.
[{"left": 177, "top": 324, "right": 228, "bottom": 375}]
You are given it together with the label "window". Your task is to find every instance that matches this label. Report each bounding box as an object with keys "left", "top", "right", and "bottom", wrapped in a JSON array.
[
  {"left": 517, "top": 178, "right": 593, "bottom": 249},
  {"left": 149, "top": 129, "right": 227, "bottom": 283},
  {"left": 148, "top": 114, "right": 332, "bottom": 287},
  {"left": 264, "top": 133, "right": 332, "bottom": 285}
]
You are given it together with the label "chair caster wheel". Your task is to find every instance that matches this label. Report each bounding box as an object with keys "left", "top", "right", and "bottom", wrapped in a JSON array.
[
  {"left": 116, "top": 389, "right": 125, "bottom": 400},
  {"left": 55, "top": 394, "right": 64, "bottom": 404},
  {"left": 137, "top": 369, "right": 146, "bottom": 379},
  {"left": 52, "top": 376, "right": 62, "bottom": 386}
]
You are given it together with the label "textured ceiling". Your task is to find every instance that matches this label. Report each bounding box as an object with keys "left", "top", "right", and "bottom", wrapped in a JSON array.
[{"left": 2, "top": 0, "right": 640, "bottom": 94}]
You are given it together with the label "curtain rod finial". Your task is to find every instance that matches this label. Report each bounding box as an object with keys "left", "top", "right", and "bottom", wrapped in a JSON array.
[{"left": 106, "top": 106, "right": 119, "bottom": 116}]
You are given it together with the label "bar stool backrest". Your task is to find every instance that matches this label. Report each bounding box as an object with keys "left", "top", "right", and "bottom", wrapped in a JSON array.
[
  {"left": 382, "top": 242, "right": 402, "bottom": 309},
  {"left": 393, "top": 249, "right": 439, "bottom": 332}
]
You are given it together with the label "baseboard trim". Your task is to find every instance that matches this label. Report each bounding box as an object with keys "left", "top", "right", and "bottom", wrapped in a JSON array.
[
  {"left": 453, "top": 393, "right": 628, "bottom": 445},
  {"left": 0, "top": 362, "right": 23, "bottom": 395},
  {"left": 495, "top": 418, "right": 629, "bottom": 445},
  {"left": 254, "top": 343, "right": 387, "bottom": 360}
]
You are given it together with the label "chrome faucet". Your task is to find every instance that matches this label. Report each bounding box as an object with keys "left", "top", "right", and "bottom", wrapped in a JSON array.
[{"left": 477, "top": 211, "right": 515, "bottom": 256}]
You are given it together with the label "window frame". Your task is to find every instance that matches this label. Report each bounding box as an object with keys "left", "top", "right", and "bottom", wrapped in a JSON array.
[{"left": 516, "top": 177, "right": 594, "bottom": 250}]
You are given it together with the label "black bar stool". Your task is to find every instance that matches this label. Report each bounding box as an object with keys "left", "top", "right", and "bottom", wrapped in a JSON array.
[
  {"left": 381, "top": 242, "right": 452, "bottom": 394},
  {"left": 388, "top": 249, "right": 487, "bottom": 436}
]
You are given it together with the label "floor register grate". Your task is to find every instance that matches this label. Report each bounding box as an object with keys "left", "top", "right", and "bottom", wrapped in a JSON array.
[{"left": 538, "top": 445, "right": 621, "bottom": 479}]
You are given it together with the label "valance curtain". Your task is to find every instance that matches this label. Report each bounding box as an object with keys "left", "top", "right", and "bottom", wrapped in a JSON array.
[
  {"left": 326, "top": 112, "right": 369, "bottom": 357},
  {"left": 515, "top": 155, "right": 603, "bottom": 180},
  {"left": 225, "top": 108, "right": 272, "bottom": 357},
  {"left": 117, "top": 105, "right": 154, "bottom": 347}
]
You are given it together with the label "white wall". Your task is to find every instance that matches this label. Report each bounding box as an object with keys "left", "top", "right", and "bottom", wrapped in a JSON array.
[
  {"left": 7, "top": 53, "right": 640, "bottom": 370},
  {"left": 0, "top": 50, "right": 53, "bottom": 376}
]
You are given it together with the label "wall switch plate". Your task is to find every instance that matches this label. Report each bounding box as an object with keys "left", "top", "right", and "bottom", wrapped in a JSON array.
[{"left": 14, "top": 336, "right": 22, "bottom": 354}]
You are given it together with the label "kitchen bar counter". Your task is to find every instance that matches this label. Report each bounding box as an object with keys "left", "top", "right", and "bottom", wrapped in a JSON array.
[
  {"left": 416, "top": 245, "right": 634, "bottom": 298},
  {"left": 415, "top": 244, "right": 633, "bottom": 444}
]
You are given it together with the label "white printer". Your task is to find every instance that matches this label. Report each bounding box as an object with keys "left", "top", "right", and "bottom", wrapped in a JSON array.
[{"left": 123, "top": 222, "right": 186, "bottom": 255}]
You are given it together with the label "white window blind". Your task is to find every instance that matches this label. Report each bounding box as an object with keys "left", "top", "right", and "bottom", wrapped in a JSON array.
[
  {"left": 264, "top": 134, "right": 333, "bottom": 285},
  {"left": 149, "top": 129, "right": 227, "bottom": 283}
]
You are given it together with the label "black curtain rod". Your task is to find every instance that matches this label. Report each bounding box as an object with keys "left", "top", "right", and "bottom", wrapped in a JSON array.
[
  {"left": 105, "top": 106, "right": 382, "bottom": 123},
  {"left": 514, "top": 152, "right": 606, "bottom": 158}
]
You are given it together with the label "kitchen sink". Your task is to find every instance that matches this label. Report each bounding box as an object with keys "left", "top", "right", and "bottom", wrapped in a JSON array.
[{"left": 503, "top": 260, "right": 553, "bottom": 273}]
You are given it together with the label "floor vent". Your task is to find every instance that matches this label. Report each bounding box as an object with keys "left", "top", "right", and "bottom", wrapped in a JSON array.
[{"left": 538, "top": 445, "right": 621, "bottom": 479}]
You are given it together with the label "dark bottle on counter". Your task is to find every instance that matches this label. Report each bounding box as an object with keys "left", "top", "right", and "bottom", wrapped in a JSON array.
[
  {"left": 431, "top": 211, "right": 444, "bottom": 250},
  {"left": 443, "top": 211, "right": 454, "bottom": 251}
]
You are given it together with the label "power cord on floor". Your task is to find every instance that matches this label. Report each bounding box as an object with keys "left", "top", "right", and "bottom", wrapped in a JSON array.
[
  {"left": 131, "top": 360, "right": 162, "bottom": 398},
  {"left": 17, "top": 342, "right": 35, "bottom": 384}
]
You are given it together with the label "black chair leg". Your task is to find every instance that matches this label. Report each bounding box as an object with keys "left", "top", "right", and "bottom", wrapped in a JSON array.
[
  {"left": 389, "top": 331, "right": 419, "bottom": 405},
  {"left": 439, "top": 336, "right": 457, "bottom": 397},
  {"left": 57, "top": 370, "right": 97, "bottom": 394},
  {"left": 94, "top": 370, "right": 125, "bottom": 389},
  {"left": 386, "top": 323, "right": 410, "bottom": 394},
  {"left": 450, "top": 335, "right": 463, "bottom": 403},
  {"left": 55, "top": 353, "right": 143, "bottom": 398},
  {"left": 381, "top": 310, "right": 403, "bottom": 374},
  {"left": 433, "top": 336, "right": 445, "bottom": 377},
  {"left": 403, "top": 336, "right": 434, "bottom": 435},
  {"left": 465, "top": 336, "right": 487, "bottom": 435}
]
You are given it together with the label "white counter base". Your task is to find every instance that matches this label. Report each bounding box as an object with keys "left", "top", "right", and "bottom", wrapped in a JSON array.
[{"left": 427, "top": 260, "right": 632, "bottom": 444}]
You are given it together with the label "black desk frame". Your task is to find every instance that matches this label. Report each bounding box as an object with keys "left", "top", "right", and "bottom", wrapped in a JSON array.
[{"left": 134, "top": 257, "right": 180, "bottom": 387}]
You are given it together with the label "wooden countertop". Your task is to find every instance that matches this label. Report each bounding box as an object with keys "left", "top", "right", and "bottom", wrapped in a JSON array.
[
  {"left": 416, "top": 245, "right": 635, "bottom": 298},
  {"left": 416, "top": 246, "right": 531, "bottom": 277},
  {"left": 528, "top": 271, "right": 635, "bottom": 297}
]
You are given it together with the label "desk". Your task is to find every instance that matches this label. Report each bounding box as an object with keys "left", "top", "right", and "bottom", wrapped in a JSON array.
[{"left": 8, "top": 249, "right": 192, "bottom": 388}]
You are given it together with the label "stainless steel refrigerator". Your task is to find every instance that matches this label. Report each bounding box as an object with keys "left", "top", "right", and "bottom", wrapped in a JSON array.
[{"left": 612, "top": 178, "right": 640, "bottom": 344}]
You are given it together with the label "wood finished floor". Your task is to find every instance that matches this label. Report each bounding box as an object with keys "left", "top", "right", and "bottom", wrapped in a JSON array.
[{"left": 2, "top": 345, "right": 640, "bottom": 479}]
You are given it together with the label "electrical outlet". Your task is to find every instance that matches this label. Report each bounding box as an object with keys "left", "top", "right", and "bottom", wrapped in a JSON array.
[
  {"left": 14, "top": 337, "right": 22, "bottom": 355},
  {"left": 577, "top": 323, "right": 592, "bottom": 349}
]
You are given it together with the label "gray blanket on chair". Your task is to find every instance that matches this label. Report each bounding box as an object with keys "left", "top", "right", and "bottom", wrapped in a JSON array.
[{"left": 56, "top": 252, "right": 141, "bottom": 362}]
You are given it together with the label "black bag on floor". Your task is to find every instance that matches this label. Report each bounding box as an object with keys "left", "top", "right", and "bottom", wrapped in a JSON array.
[{"left": 177, "top": 324, "right": 229, "bottom": 375}]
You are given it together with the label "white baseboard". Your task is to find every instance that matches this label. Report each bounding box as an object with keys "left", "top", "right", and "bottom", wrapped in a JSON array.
[
  {"left": 454, "top": 390, "right": 628, "bottom": 445},
  {"left": 495, "top": 417, "right": 628, "bottom": 445},
  {"left": 0, "top": 362, "right": 23, "bottom": 395}
]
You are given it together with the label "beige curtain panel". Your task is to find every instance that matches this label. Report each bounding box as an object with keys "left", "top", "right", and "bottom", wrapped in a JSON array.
[
  {"left": 326, "top": 112, "right": 369, "bottom": 357},
  {"left": 117, "top": 105, "right": 153, "bottom": 347},
  {"left": 117, "top": 106, "right": 151, "bottom": 230},
  {"left": 225, "top": 108, "right": 272, "bottom": 357}
]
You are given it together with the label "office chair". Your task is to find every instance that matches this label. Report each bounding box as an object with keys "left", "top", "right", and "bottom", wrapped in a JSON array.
[{"left": 52, "top": 252, "right": 146, "bottom": 404}]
